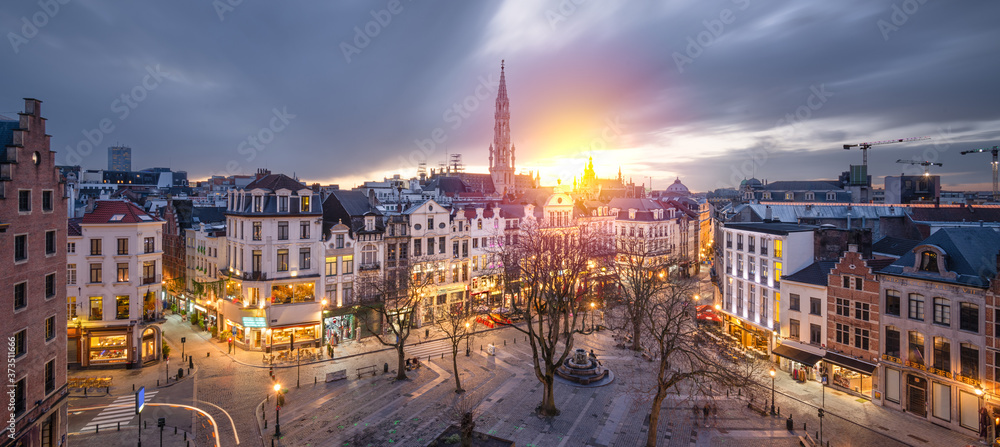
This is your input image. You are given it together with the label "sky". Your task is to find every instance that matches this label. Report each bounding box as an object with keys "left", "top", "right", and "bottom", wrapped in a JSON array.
[{"left": 2, "top": 0, "right": 999, "bottom": 193}]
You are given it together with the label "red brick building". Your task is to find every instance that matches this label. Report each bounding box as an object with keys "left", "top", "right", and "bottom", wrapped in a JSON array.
[{"left": 0, "top": 98, "right": 69, "bottom": 446}]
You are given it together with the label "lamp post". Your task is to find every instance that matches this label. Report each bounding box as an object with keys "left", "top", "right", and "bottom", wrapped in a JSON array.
[
  {"left": 465, "top": 322, "right": 471, "bottom": 356},
  {"left": 273, "top": 383, "right": 282, "bottom": 436},
  {"left": 769, "top": 367, "right": 776, "bottom": 416}
]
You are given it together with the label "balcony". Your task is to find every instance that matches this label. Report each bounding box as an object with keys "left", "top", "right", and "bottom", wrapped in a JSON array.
[
  {"left": 358, "top": 262, "right": 381, "bottom": 271},
  {"left": 243, "top": 271, "right": 267, "bottom": 281},
  {"left": 141, "top": 274, "right": 161, "bottom": 285}
]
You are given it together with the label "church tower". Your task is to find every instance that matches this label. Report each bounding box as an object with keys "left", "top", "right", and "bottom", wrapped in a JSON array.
[{"left": 489, "top": 60, "right": 516, "bottom": 196}]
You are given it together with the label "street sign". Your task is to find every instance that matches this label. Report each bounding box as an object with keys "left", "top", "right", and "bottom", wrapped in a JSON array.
[
  {"left": 181, "top": 337, "right": 186, "bottom": 343},
  {"left": 136, "top": 386, "right": 145, "bottom": 414},
  {"left": 157, "top": 417, "right": 165, "bottom": 428}
]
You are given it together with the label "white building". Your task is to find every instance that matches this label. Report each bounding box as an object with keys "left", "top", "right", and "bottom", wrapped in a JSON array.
[
  {"left": 184, "top": 222, "right": 227, "bottom": 328},
  {"left": 403, "top": 199, "right": 469, "bottom": 324},
  {"left": 66, "top": 200, "right": 164, "bottom": 367}
]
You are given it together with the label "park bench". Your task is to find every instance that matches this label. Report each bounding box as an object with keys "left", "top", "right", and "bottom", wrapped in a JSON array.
[
  {"left": 356, "top": 365, "right": 377, "bottom": 379},
  {"left": 325, "top": 370, "right": 347, "bottom": 382}
]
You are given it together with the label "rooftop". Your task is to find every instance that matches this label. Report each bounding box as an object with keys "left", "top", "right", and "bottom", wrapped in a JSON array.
[{"left": 724, "top": 222, "right": 817, "bottom": 235}]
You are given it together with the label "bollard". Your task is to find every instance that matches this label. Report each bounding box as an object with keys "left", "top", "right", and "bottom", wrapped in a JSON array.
[
  {"left": 207, "top": 352, "right": 210, "bottom": 357},
  {"left": 441, "top": 353, "right": 444, "bottom": 359},
  {"left": 264, "top": 418, "right": 267, "bottom": 429},
  {"left": 175, "top": 426, "right": 177, "bottom": 434},
  {"left": 84, "top": 388, "right": 87, "bottom": 396},
  {"left": 816, "top": 431, "right": 818, "bottom": 440},
  {"left": 117, "top": 422, "right": 120, "bottom": 431},
  {"left": 107, "top": 386, "right": 110, "bottom": 394},
  {"left": 157, "top": 379, "right": 159, "bottom": 386},
  {"left": 314, "top": 377, "right": 317, "bottom": 385},
  {"left": 133, "top": 384, "right": 135, "bottom": 391},
  {"left": 804, "top": 422, "right": 807, "bottom": 431},
  {"left": 145, "top": 421, "right": 147, "bottom": 429},
  {"left": 504, "top": 340, "right": 506, "bottom": 346},
  {"left": 95, "top": 424, "right": 98, "bottom": 433},
  {"left": 777, "top": 406, "right": 780, "bottom": 416},
  {"left": 184, "top": 431, "right": 187, "bottom": 441}
]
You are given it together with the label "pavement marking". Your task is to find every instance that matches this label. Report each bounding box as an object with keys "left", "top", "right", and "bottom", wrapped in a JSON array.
[
  {"left": 556, "top": 394, "right": 596, "bottom": 447},
  {"left": 77, "top": 391, "right": 158, "bottom": 433},
  {"left": 195, "top": 399, "right": 240, "bottom": 445},
  {"left": 145, "top": 403, "right": 221, "bottom": 447}
]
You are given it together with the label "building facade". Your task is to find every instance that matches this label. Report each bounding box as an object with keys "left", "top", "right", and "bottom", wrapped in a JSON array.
[{"left": 0, "top": 98, "right": 69, "bottom": 446}]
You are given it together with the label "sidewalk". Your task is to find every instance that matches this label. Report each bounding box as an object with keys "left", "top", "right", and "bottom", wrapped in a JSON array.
[
  {"left": 770, "top": 368, "right": 979, "bottom": 446},
  {"left": 68, "top": 423, "right": 195, "bottom": 447}
]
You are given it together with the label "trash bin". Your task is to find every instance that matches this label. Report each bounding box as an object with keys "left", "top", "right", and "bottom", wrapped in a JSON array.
[{"left": 786, "top": 415, "right": 793, "bottom": 431}]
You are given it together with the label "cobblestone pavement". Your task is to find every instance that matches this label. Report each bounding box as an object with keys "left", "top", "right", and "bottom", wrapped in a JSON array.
[{"left": 67, "top": 422, "right": 198, "bottom": 447}]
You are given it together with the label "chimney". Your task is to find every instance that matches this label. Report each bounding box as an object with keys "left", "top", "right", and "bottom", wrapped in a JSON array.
[
  {"left": 848, "top": 244, "right": 858, "bottom": 253},
  {"left": 85, "top": 196, "right": 96, "bottom": 214},
  {"left": 764, "top": 206, "right": 772, "bottom": 222},
  {"left": 255, "top": 168, "right": 271, "bottom": 180}
]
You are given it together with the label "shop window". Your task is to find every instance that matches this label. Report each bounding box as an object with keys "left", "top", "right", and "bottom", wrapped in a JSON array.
[
  {"left": 885, "top": 290, "right": 901, "bottom": 316},
  {"left": 932, "top": 382, "right": 951, "bottom": 421},
  {"left": 960, "top": 303, "right": 979, "bottom": 333},
  {"left": 908, "top": 331, "right": 925, "bottom": 366},
  {"left": 885, "top": 327, "right": 900, "bottom": 358},
  {"left": 854, "top": 302, "right": 870, "bottom": 321},
  {"left": 933, "top": 297, "right": 950, "bottom": 326},
  {"left": 908, "top": 293, "right": 925, "bottom": 321},
  {"left": 116, "top": 296, "right": 130, "bottom": 319},
  {"left": 933, "top": 337, "right": 950, "bottom": 371},
  {"left": 89, "top": 335, "right": 127, "bottom": 363},
  {"left": 854, "top": 328, "right": 870, "bottom": 350},
  {"left": 960, "top": 343, "right": 979, "bottom": 381}
]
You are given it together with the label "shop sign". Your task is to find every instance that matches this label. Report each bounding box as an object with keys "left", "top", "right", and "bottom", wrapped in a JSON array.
[
  {"left": 905, "top": 360, "right": 926, "bottom": 371},
  {"left": 957, "top": 374, "right": 980, "bottom": 387},
  {"left": 242, "top": 317, "right": 267, "bottom": 328},
  {"left": 881, "top": 354, "right": 902, "bottom": 364},
  {"left": 927, "top": 366, "right": 952, "bottom": 379},
  {"left": 193, "top": 304, "right": 207, "bottom": 312}
]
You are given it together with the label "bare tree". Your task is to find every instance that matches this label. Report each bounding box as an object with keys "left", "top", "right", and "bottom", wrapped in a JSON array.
[
  {"left": 355, "top": 259, "right": 433, "bottom": 380},
  {"left": 487, "top": 219, "right": 606, "bottom": 416},
  {"left": 606, "top": 233, "right": 674, "bottom": 351},
  {"left": 436, "top": 305, "right": 477, "bottom": 393},
  {"left": 629, "top": 271, "right": 764, "bottom": 447},
  {"left": 449, "top": 390, "right": 485, "bottom": 447}
]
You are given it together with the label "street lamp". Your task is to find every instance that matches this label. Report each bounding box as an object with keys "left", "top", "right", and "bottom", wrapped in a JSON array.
[
  {"left": 273, "top": 383, "right": 282, "bottom": 437},
  {"left": 465, "top": 322, "right": 471, "bottom": 356},
  {"left": 590, "top": 302, "right": 596, "bottom": 330},
  {"left": 769, "top": 367, "right": 776, "bottom": 416}
]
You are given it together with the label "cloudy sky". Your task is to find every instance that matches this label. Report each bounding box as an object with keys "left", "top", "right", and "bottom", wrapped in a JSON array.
[{"left": 2, "top": 0, "right": 999, "bottom": 192}]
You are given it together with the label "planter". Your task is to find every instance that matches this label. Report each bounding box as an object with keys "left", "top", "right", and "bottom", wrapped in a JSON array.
[{"left": 429, "top": 425, "right": 514, "bottom": 447}]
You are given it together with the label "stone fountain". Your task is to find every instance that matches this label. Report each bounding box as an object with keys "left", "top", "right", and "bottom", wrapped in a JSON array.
[{"left": 555, "top": 348, "right": 614, "bottom": 387}]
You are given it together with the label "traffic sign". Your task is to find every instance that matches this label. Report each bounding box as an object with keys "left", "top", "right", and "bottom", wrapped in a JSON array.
[{"left": 136, "top": 386, "right": 145, "bottom": 414}]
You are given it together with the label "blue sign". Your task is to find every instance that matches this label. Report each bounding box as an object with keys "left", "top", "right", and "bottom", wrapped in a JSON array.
[
  {"left": 135, "top": 386, "right": 145, "bottom": 414},
  {"left": 243, "top": 317, "right": 267, "bottom": 328}
]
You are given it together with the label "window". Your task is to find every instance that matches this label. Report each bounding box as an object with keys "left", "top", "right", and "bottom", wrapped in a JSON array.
[
  {"left": 774, "top": 240, "right": 783, "bottom": 257},
  {"left": 919, "top": 251, "right": 939, "bottom": 273},
  {"left": 300, "top": 196, "right": 310, "bottom": 212},
  {"left": 737, "top": 234, "right": 743, "bottom": 251},
  {"left": 854, "top": 302, "right": 870, "bottom": 321},
  {"left": 472, "top": 238, "right": 478, "bottom": 249},
  {"left": 439, "top": 236, "right": 446, "bottom": 254},
  {"left": 908, "top": 293, "right": 925, "bottom": 321},
  {"left": 835, "top": 323, "right": 849, "bottom": 345},
  {"left": 810, "top": 324, "right": 821, "bottom": 344},
  {"left": 252, "top": 222, "right": 262, "bottom": 241},
  {"left": 805, "top": 192, "right": 815, "bottom": 201},
  {"left": 428, "top": 237, "right": 435, "bottom": 255},
  {"left": 933, "top": 337, "right": 950, "bottom": 371},
  {"left": 13, "top": 329, "right": 25, "bottom": 357},
  {"left": 789, "top": 319, "right": 800, "bottom": 340},
  {"left": 760, "top": 260, "right": 768, "bottom": 283},
  {"left": 885, "top": 290, "right": 901, "bottom": 316},
  {"left": 299, "top": 248, "right": 311, "bottom": 270},
  {"left": 774, "top": 262, "right": 782, "bottom": 286},
  {"left": 809, "top": 297, "right": 822, "bottom": 316},
  {"left": 843, "top": 276, "right": 850, "bottom": 288},
  {"left": 336, "top": 234, "right": 344, "bottom": 249},
  {"left": 908, "top": 331, "right": 925, "bottom": 366},
  {"left": 45, "top": 316, "right": 55, "bottom": 341},
  {"left": 116, "top": 295, "right": 129, "bottom": 319},
  {"left": 18, "top": 190, "right": 30, "bottom": 212},
  {"left": 44, "top": 359, "right": 55, "bottom": 395},
  {"left": 46, "top": 230, "right": 56, "bottom": 255},
  {"left": 960, "top": 343, "right": 979, "bottom": 380},
  {"left": 143, "top": 261, "right": 155, "bottom": 282},
  {"left": 117, "top": 263, "right": 129, "bottom": 282},
  {"left": 995, "top": 352, "right": 1000, "bottom": 383},
  {"left": 67, "top": 264, "right": 77, "bottom": 285},
  {"left": 342, "top": 255, "right": 353, "bottom": 274},
  {"left": 855, "top": 277, "right": 863, "bottom": 291},
  {"left": 854, "top": 327, "right": 870, "bottom": 350},
  {"left": 12, "top": 378, "right": 24, "bottom": 417},
  {"left": 278, "top": 196, "right": 289, "bottom": 213},
  {"left": 90, "top": 263, "right": 102, "bottom": 283},
  {"left": 67, "top": 296, "right": 77, "bottom": 320},
  {"left": 414, "top": 239, "right": 422, "bottom": 256},
  {"left": 826, "top": 192, "right": 836, "bottom": 201},
  {"left": 42, "top": 190, "right": 53, "bottom": 211},
  {"left": 726, "top": 232, "right": 732, "bottom": 248},
  {"left": 933, "top": 297, "right": 951, "bottom": 326},
  {"left": 885, "top": 327, "right": 901, "bottom": 358},
  {"left": 300, "top": 221, "right": 310, "bottom": 239},
  {"left": 835, "top": 298, "right": 850, "bottom": 317},
  {"left": 253, "top": 195, "right": 262, "bottom": 212},
  {"left": 326, "top": 257, "right": 337, "bottom": 276},
  {"left": 252, "top": 250, "right": 262, "bottom": 272},
  {"left": 117, "top": 238, "right": 129, "bottom": 255},
  {"left": 14, "top": 234, "right": 27, "bottom": 261},
  {"left": 748, "top": 236, "right": 755, "bottom": 253},
  {"left": 90, "top": 238, "right": 102, "bottom": 255},
  {"left": 277, "top": 249, "right": 289, "bottom": 272},
  {"left": 428, "top": 216, "right": 434, "bottom": 229},
  {"left": 45, "top": 273, "right": 55, "bottom": 298},
  {"left": 14, "top": 282, "right": 26, "bottom": 309},
  {"left": 760, "top": 239, "right": 769, "bottom": 255},
  {"left": 278, "top": 221, "right": 289, "bottom": 240},
  {"left": 342, "top": 283, "right": 353, "bottom": 304},
  {"left": 67, "top": 242, "right": 75, "bottom": 254},
  {"left": 960, "top": 303, "right": 979, "bottom": 333},
  {"left": 453, "top": 241, "right": 459, "bottom": 258},
  {"left": 789, "top": 293, "right": 800, "bottom": 311},
  {"left": 144, "top": 237, "right": 155, "bottom": 253}
]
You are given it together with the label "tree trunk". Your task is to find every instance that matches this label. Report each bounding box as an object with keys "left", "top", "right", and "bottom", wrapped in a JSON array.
[
  {"left": 538, "top": 373, "right": 559, "bottom": 416},
  {"left": 460, "top": 411, "right": 475, "bottom": 447},
  {"left": 396, "top": 344, "right": 407, "bottom": 380},
  {"left": 632, "top": 322, "right": 642, "bottom": 351},
  {"left": 646, "top": 385, "right": 667, "bottom": 447},
  {"left": 452, "top": 345, "right": 463, "bottom": 392}
]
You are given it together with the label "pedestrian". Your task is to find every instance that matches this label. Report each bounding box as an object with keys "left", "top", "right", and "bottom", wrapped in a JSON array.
[
  {"left": 712, "top": 402, "right": 718, "bottom": 425},
  {"left": 692, "top": 404, "right": 699, "bottom": 422},
  {"left": 703, "top": 403, "right": 710, "bottom": 425}
]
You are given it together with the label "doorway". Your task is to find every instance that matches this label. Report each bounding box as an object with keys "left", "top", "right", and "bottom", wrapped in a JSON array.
[{"left": 907, "top": 375, "right": 927, "bottom": 417}]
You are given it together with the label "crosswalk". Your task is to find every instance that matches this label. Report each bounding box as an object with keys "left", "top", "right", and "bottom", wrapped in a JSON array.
[
  {"left": 78, "top": 390, "right": 158, "bottom": 433},
  {"left": 403, "top": 338, "right": 462, "bottom": 360}
]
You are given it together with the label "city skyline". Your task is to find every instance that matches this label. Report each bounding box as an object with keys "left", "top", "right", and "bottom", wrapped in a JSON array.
[{"left": 2, "top": 2, "right": 999, "bottom": 192}]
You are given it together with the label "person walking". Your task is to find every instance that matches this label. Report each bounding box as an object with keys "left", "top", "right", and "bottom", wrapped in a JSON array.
[
  {"left": 703, "top": 403, "right": 711, "bottom": 426},
  {"left": 692, "top": 404, "right": 700, "bottom": 422},
  {"left": 712, "top": 402, "right": 719, "bottom": 425}
]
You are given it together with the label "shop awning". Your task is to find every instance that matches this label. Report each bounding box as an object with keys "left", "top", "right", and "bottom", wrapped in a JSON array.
[
  {"left": 270, "top": 321, "right": 320, "bottom": 330},
  {"left": 772, "top": 344, "right": 823, "bottom": 366},
  {"left": 824, "top": 352, "right": 877, "bottom": 375}
]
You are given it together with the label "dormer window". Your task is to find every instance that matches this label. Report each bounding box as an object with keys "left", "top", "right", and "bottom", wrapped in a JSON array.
[
  {"left": 919, "top": 250, "right": 939, "bottom": 273},
  {"left": 253, "top": 196, "right": 263, "bottom": 213},
  {"left": 628, "top": 209, "right": 636, "bottom": 220},
  {"left": 784, "top": 192, "right": 794, "bottom": 201},
  {"left": 804, "top": 192, "right": 815, "bottom": 201},
  {"left": 826, "top": 192, "right": 836, "bottom": 201},
  {"left": 762, "top": 192, "right": 771, "bottom": 200},
  {"left": 365, "top": 216, "right": 375, "bottom": 231},
  {"left": 300, "top": 196, "right": 310, "bottom": 212},
  {"left": 278, "top": 196, "right": 289, "bottom": 213}
]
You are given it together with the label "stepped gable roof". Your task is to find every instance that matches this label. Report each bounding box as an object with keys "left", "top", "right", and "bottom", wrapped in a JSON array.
[
  {"left": 82, "top": 200, "right": 160, "bottom": 224},
  {"left": 880, "top": 227, "right": 1000, "bottom": 287},
  {"left": 872, "top": 235, "right": 920, "bottom": 257},
  {"left": 783, "top": 261, "right": 838, "bottom": 286}
]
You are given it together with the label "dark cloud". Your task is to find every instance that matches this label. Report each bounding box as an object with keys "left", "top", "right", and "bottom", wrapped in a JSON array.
[{"left": 1, "top": 0, "right": 997, "bottom": 191}]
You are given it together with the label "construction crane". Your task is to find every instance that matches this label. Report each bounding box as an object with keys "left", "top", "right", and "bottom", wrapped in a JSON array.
[
  {"left": 895, "top": 160, "right": 942, "bottom": 176},
  {"left": 843, "top": 136, "right": 932, "bottom": 167},
  {"left": 960, "top": 145, "right": 1000, "bottom": 201}
]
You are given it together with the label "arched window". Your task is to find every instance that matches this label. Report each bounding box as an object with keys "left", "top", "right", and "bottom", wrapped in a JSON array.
[{"left": 919, "top": 251, "right": 939, "bottom": 273}]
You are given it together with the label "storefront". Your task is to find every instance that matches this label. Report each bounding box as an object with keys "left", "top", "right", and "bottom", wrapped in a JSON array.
[
  {"left": 723, "top": 315, "right": 771, "bottom": 358},
  {"left": 824, "top": 352, "right": 876, "bottom": 399},
  {"left": 265, "top": 323, "right": 320, "bottom": 353},
  {"left": 324, "top": 314, "right": 356, "bottom": 345},
  {"left": 88, "top": 332, "right": 129, "bottom": 365},
  {"left": 140, "top": 327, "right": 159, "bottom": 363},
  {"left": 238, "top": 316, "right": 267, "bottom": 350},
  {"left": 772, "top": 342, "right": 823, "bottom": 382}
]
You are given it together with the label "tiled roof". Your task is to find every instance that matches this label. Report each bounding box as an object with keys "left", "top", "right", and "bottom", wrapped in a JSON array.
[
  {"left": 783, "top": 261, "right": 838, "bottom": 286},
  {"left": 724, "top": 222, "right": 817, "bottom": 235},
  {"left": 82, "top": 200, "right": 161, "bottom": 224},
  {"left": 245, "top": 174, "right": 306, "bottom": 191},
  {"left": 872, "top": 236, "right": 920, "bottom": 257},
  {"left": 67, "top": 218, "right": 82, "bottom": 236}
]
